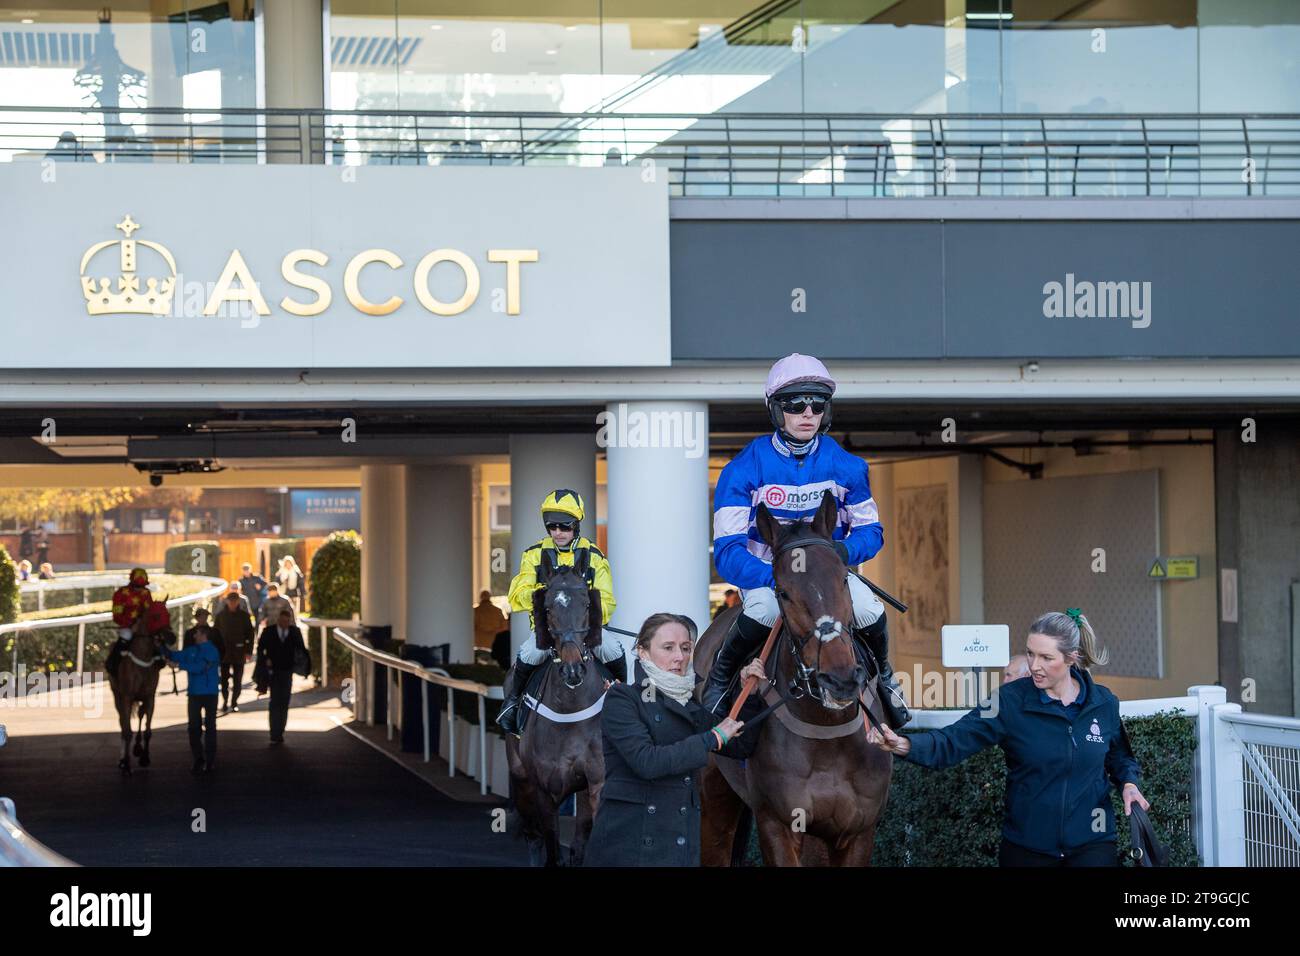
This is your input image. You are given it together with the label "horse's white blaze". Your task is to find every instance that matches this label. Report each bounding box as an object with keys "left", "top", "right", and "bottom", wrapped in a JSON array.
[
  {"left": 554, "top": 591, "right": 569, "bottom": 607},
  {"left": 815, "top": 614, "right": 844, "bottom": 643}
]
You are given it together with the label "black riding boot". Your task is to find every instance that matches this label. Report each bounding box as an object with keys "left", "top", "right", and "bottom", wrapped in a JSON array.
[
  {"left": 602, "top": 654, "right": 628, "bottom": 684},
  {"left": 855, "top": 613, "right": 911, "bottom": 728},
  {"left": 701, "top": 613, "right": 771, "bottom": 715},
  {"left": 496, "top": 659, "right": 541, "bottom": 736}
]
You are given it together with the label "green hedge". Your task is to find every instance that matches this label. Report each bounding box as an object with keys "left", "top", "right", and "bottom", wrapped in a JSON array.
[
  {"left": 308, "top": 530, "right": 360, "bottom": 685},
  {"left": 0, "top": 545, "right": 18, "bottom": 625},
  {"left": 165, "top": 541, "right": 221, "bottom": 576},
  {"left": 870, "top": 710, "right": 1199, "bottom": 867}
]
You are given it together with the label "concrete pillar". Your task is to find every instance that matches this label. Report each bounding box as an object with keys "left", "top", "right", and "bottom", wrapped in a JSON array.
[
  {"left": 957, "top": 454, "right": 985, "bottom": 624},
  {"left": 404, "top": 464, "right": 474, "bottom": 663},
  {"left": 260, "top": 0, "right": 324, "bottom": 162},
  {"left": 508, "top": 434, "right": 597, "bottom": 657},
  {"left": 360, "top": 464, "right": 396, "bottom": 629},
  {"left": 605, "top": 401, "right": 711, "bottom": 638},
  {"left": 1215, "top": 424, "right": 1300, "bottom": 716}
]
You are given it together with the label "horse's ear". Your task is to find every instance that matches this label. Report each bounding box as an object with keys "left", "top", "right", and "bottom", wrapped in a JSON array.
[
  {"left": 755, "top": 503, "right": 782, "bottom": 549},
  {"left": 810, "top": 490, "right": 838, "bottom": 540}
]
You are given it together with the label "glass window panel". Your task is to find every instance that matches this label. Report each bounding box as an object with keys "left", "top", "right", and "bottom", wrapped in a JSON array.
[
  {"left": 0, "top": 2, "right": 256, "bottom": 162},
  {"left": 804, "top": 0, "right": 1001, "bottom": 114},
  {"left": 1200, "top": 0, "right": 1300, "bottom": 112},
  {"left": 1002, "top": 0, "right": 1197, "bottom": 113}
]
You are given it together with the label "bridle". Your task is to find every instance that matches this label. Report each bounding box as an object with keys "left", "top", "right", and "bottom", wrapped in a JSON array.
[
  {"left": 545, "top": 581, "right": 593, "bottom": 684},
  {"left": 770, "top": 534, "right": 857, "bottom": 707}
]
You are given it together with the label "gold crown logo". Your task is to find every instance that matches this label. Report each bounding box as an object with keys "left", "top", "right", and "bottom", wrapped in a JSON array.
[{"left": 80, "top": 214, "right": 177, "bottom": 316}]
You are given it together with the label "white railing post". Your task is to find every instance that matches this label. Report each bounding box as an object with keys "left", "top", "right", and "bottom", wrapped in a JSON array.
[
  {"left": 1211, "top": 701, "right": 1246, "bottom": 866},
  {"left": 386, "top": 667, "right": 394, "bottom": 741},
  {"left": 447, "top": 688, "right": 456, "bottom": 778},
  {"left": 75, "top": 622, "right": 85, "bottom": 673},
  {"left": 421, "top": 680, "right": 430, "bottom": 763},
  {"left": 478, "top": 695, "right": 487, "bottom": 795},
  {"left": 1188, "top": 684, "right": 1226, "bottom": 866},
  {"left": 320, "top": 626, "right": 328, "bottom": 687}
]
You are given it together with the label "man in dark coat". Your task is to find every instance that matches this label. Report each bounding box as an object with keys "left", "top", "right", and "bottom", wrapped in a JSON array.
[
  {"left": 213, "top": 590, "right": 255, "bottom": 713},
  {"left": 238, "top": 562, "right": 267, "bottom": 617},
  {"left": 256, "top": 607, "right": 308, "bottom": 744},
  {"left": 585, "top": 652, "right": 757, "bottom": 867}
]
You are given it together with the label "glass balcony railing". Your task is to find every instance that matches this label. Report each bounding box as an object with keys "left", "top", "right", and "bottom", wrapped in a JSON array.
[{"left": 2, "top": 106, "right": 1297, "bottom": 198}]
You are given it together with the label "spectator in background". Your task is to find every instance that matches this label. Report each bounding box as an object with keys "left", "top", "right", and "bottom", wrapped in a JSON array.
[
  {"left": 474, "top": 590, "right": 507, "bottom": 651},
  {"left": 277, "top": 555, "right": 306, "bottom": 613},
  {"left": 213, "top": 591, "right": 255, "bottom": 713},
  {"left": 35, "top": 528, "right": 49, "bottom": 568},
  {"left": 239, "top": 562, "right": 267, "bottom": 617},
  {"left": 1003, "top": 654, "right": 1031, "bottom": 684},
  {"left": 16, "top": 559, "right": 33, "bottom": 582},
  {"left": 259, "top": 582, "right": 295, "bottom": 627},
  {"left": 18, "top": 525, "right": 33, "bottom": 564},
  {"left": 37, "top": 562, "right": 55, "bottom": 580},
  {"left": 185, "top": 607, "right": 223, "bottom": 658},
  {"left": 714, "top": 588, "right": 740, "bottom": 619},
  {"left": 256, "top": 607, "right": 308, "bottom": 744},
  {"left": 212, "top": 581, "right": 252, "bottom": 619}
]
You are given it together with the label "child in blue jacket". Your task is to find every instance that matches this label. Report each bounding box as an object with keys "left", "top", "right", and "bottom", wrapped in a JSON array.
[{"left": 164, "top": 626, "right": 222, "bottom": 773}]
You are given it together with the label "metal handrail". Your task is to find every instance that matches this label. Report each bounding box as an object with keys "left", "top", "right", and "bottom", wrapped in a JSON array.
[
  {"left": 2, "top": 106, "right": 1296, "bottom": 197},
  {"left": 0, "top": 577, "right": 229, "bottom": 675},
  {"left": 326, "top": 626, "right": 502, "bottom": 796},
  {"left": 0, "top": 797, "right": 76, "bottom": 867}
]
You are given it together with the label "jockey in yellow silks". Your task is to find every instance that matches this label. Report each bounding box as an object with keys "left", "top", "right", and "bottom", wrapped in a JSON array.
[{"left": 496, "top": 489, "right": 624, "bottom": 735}]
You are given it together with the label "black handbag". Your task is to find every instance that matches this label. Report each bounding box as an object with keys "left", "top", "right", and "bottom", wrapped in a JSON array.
[
  {"left": 293, "top": 642, "right": 311, "bottom": 678},
  {"left": 1127, "top": 803, "right": 1168, "bottom": 867},
  {"left": 252, "top": 657, "right": 270, "bottom": 692}
]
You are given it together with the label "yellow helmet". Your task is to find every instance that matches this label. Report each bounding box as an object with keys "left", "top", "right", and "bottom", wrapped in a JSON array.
[{"left": 540, "top": 488, "right": 585, "bottom": 525}]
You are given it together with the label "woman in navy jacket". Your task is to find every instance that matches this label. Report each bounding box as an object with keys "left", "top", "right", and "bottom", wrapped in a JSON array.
[{"left": 869, "top": 609, "right": 1150, "bottom": 866}]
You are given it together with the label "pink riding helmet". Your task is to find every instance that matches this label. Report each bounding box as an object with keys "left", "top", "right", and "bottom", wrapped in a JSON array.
[{"left": 765, "top": 353, "right": 837, "bottom": 398}]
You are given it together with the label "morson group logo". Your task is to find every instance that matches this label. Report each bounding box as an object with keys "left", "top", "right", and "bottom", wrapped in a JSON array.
[
  {"left": 763, "top": 487, "right": 787, "bottom": 507},
  {"left": 79, "top": 214, "right": 539, "bottom": 319}
]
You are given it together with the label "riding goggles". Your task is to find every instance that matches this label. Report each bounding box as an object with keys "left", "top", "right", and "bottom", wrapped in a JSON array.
[
  {"left": 546, "top": 521, "right": 577, "bottom": 532},
  {"left": 777, "top": 395, "right": 828, "bottom": 415}
]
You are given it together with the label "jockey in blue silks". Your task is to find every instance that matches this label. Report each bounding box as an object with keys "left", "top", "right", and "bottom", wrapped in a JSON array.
[{"left": 703, "top": 353, "right": 912, "bottom": 728}]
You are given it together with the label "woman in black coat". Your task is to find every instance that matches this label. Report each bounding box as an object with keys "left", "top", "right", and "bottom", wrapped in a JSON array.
[{"left": 585, "top": 612, "right": 763, "bottom": 867}]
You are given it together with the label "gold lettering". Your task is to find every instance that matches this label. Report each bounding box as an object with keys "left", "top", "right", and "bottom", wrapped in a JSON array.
[
  {"left": 203, "top": 249, "right": 271, "bottom": 316},
  {"left": 486, "top": 249, "right": 538, "bottom": 315},
  {"left": 344, "top": 249, "right": 403, "bottom": 316},
  {"left": 280, "top": 249, "right": 332, "bottom": 316},
  {"left": 413, "top": 249, "right": 480, "bottom": 316}
]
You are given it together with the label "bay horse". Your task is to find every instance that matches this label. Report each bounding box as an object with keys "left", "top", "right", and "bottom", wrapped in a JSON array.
[
  {"left": 505, "top": 558, "right": 610, "bottom": 866},
  {"left": 106, "top": 597, "right": 175, "bottom": 775},
  {"left": 697, "top": 491, "right": 893, "bottom": 866}
]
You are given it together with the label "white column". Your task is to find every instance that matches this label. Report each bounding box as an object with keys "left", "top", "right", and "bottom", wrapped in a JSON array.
[
  {"left": 508, "top": 434, "right": 597, "bottom": 656},
  {"left": 360, "top": 464, "right": 396, "bottom": 628},
  {"left": 605, "top": 401, "right": 711, "bottom": 637},
  {"left": 405, "top": 464, "right": 474, "bottom": 662}
]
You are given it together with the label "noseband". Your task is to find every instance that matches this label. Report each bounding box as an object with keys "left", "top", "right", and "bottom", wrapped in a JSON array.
[{"left": 771, "top": 535, "right": 854, "bottom": 704}]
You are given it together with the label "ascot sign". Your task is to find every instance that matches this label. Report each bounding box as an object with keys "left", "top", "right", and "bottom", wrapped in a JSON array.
[
  {"left": 82, "top": 213, "right": 538, "bottom": 318},
  {"left": 3, "top": 164, "right": 669, "bottom": 369}
]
